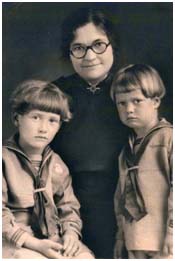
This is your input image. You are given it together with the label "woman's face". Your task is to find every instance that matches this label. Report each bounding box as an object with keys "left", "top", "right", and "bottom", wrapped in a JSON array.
[{"left": 70, "top": 22, "right": 114, "bottom": 85}]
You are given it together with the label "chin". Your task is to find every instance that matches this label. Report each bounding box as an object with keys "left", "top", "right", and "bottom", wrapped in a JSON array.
[
  {"left": 86, "top": 72, "right": 106, "bottom": 83},
  {"left": 30, "top": 143, "right": 46, "bottom": 149},
  {"left": 124, "top": 122, "right": 138, "bottom": 129}
]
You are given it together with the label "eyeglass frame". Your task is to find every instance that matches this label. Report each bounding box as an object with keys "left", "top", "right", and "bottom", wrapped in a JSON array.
[{"left": 69, "top": 42, "right": 111, "bottom": 59}]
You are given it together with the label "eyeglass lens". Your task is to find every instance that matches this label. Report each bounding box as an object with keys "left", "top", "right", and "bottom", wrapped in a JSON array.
[{"left": 70, "top": 42, "right": 110, "bottom": 58}]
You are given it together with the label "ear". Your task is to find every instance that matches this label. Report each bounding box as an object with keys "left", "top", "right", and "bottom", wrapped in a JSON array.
[
  {"left": 153, "top": 97, "right": 161, "bottom": 109},
  {"left": 13, "top": 113, "right": 19, "bottom": 127}
]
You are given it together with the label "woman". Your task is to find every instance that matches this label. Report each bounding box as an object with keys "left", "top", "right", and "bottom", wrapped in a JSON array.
[{"left": 51, "top": 7, "right": 127, "bottom": 258}]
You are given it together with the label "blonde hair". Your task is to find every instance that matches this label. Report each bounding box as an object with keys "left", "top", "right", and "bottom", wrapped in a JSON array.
[{"left": 110, "top": 64, "right": 166, "bottom": 101}]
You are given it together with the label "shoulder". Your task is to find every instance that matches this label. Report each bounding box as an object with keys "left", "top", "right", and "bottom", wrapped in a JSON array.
[
  {"left": 2, "top": 135, "right": 21, "bottom": 161},
  {"left": 152, "top": 124, "right": 173, "bottom": 145},
  {"left": 49, "top": 151, "right": 70, "bottom": 177},
  {"left": 2, "top": 146, "right": 14, "bottom": 160},
  {"left": 52, "top": 74, "right": 78, "bottom": 93},
  {"left": 48, "top": 152, "right": 72, "bottom": 190},
  {"left": 2, "top": 147, "right": 20, "bottom": 175}
]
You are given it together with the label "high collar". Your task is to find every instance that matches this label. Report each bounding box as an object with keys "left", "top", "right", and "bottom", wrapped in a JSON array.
[{"left": 73, "top": 72, "right": 113, "bottom": 94}]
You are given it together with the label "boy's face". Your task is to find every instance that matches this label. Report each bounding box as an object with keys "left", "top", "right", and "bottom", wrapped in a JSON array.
[
  {"left": 15, "top": 110, "right": 61, "bottom": 154},
  {"left": 115, "top": 89, "right": 160, "bottom": 137}
]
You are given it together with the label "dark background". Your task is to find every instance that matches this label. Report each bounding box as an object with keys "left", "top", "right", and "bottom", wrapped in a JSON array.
[{"left": 2, "top": 2, "right": 173, "bottom": 140}]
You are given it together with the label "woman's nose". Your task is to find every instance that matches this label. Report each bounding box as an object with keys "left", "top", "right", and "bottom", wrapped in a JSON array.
[{"left": 84, "top": 48, "right": 96, "bottom": 60}]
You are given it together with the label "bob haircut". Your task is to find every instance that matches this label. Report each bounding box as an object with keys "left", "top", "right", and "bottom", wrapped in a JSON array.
[
  {"left": 61, "top": 7, "right": 120, "bottom": 65},
  {"left": 110, "top": 64, "right": 166, "bottom": 101},
  {"left": 10, "top": 80, "right": 72, "bottom": 122}
]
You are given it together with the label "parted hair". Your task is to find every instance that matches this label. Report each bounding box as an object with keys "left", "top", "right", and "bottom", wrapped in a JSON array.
[
  {"left": 10, "top": 79, "right": 72, "bottom": 122},
  {"left": 110, "top": 64, "right": 166, "bottom": 101}
]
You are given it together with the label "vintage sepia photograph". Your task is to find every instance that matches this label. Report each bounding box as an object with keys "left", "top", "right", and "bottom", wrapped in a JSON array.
[{"left": 2, "top": 2, "right": 173, "bottom": 259}]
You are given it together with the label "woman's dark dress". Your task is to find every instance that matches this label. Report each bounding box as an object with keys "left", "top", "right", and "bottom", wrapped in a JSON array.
[{"left": 51, "top": 73, "right": 127, "bottom": 258}]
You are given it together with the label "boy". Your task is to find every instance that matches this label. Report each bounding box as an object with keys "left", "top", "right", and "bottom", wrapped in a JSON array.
[
  {"left": 110, "top": 64, "right": 173, "bottom": 259},
  {"left": 2, "top": 80, "right": 94, "bottom": 259}
]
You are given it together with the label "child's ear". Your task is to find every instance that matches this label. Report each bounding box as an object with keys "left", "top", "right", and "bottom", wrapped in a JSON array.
[
  {"left": 153, "top": 97, "right": 161, "bottom": 109},
  {"left": 13, "top": 113, "right": 19, "bottom": 127}
]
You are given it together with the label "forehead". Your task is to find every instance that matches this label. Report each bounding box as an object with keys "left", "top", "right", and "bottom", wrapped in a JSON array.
[
  {"left": 116, "top": 89, "right": 145, "bottom": 101},
  {"left": 71, "top": 22, "right": 108, "bottom": 45}
]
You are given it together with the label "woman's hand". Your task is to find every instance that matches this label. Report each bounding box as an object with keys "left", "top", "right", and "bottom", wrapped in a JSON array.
[
  {"left": 114, "top": 239, "right": 125, "bottom": 258},
  {"left": 62, "top": 231, "right": 81, "bottom": 257}
]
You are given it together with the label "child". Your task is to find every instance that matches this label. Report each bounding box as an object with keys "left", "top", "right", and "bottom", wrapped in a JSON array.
[
  {"left": 110, "top": 64, "right": 173, "bottom": 259},
  {"left": 2, "top": 80, "right": 94, "bottom": 259}
]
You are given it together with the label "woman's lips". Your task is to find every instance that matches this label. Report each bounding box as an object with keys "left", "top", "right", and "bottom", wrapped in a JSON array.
[{"left": 82, "top": 63, "right": 101, "bottom": 68}]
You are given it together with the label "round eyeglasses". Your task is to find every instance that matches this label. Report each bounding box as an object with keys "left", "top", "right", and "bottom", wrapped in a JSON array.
[{"left": 70, "top": 42, "right": 111, "bottom": 59}]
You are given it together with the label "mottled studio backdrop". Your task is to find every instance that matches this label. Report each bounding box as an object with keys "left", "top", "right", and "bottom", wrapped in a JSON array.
[{"left": 2, "top": 2, "right": 173, "bottom": 140}]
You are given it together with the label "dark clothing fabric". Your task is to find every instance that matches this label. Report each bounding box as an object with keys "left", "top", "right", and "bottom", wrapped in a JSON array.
[
  {"left": 72, "top": 170, "right": 118, "bottom": 258},
  {"left": 51, "top": 73, "right": 128, "bottom": 258}
]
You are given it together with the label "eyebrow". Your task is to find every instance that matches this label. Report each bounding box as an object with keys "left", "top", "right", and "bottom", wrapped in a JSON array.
[
  {"left": 71, "top": 38, "right": 107, "bottom": 46},
  {"left": 116, "top": 99, "right": 126, "bottom": 104}
]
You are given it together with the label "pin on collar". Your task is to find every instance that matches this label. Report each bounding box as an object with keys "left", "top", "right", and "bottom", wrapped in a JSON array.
[{"left": 86, "top": 85, "right": 100, "bottom": 94}]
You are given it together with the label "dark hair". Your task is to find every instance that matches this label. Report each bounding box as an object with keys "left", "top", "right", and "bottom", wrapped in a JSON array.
[
  {"left": 110, "top": 64, "right": 166, "bottom": 101},
  {"left": 61, "top": 7, "right": 119, "bottom": 65},
  {"left": 10, "top": 80, "right": 72, "bottom": 122}
]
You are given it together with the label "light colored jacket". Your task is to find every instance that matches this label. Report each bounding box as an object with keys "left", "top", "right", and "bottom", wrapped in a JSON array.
[
  {"left": 114, "top": 119, "right": 173, "bottom": 251},
  {"left": 2, "top": 134, "right": 82, "bottom": 248}
]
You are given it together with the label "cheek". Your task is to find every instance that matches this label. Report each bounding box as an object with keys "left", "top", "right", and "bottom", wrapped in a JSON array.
[
  {"left": 50, "top": 125, "right": 60, "bottom": 137},
  {"left": 70, "top": 56, "right": 80, "bottom": 70},
  {"left": 117, "top": 108, "right": 125, "bottom": 118},
  {"left": 104, "top": 47, "right": 114, "bottom": 65},
  {"left": 109, "top": 49, "right": 114, "bottom": 62},
  {"left": 56, "top": 125, "right": 61, "bottom": 133}
]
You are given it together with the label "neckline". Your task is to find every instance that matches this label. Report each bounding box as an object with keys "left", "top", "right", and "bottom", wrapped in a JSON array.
[
  {"left": 133, "top": 137, "right": 143, "bottom": 146},
  {"left": 87, "top": 73, "right": 108, "bottom": 87},
  {"left": 75, "top": 72, "right": 113, "bottom": 94},
  {"left": 86, "top": 84, "right": 101, "bottom": 94}
]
